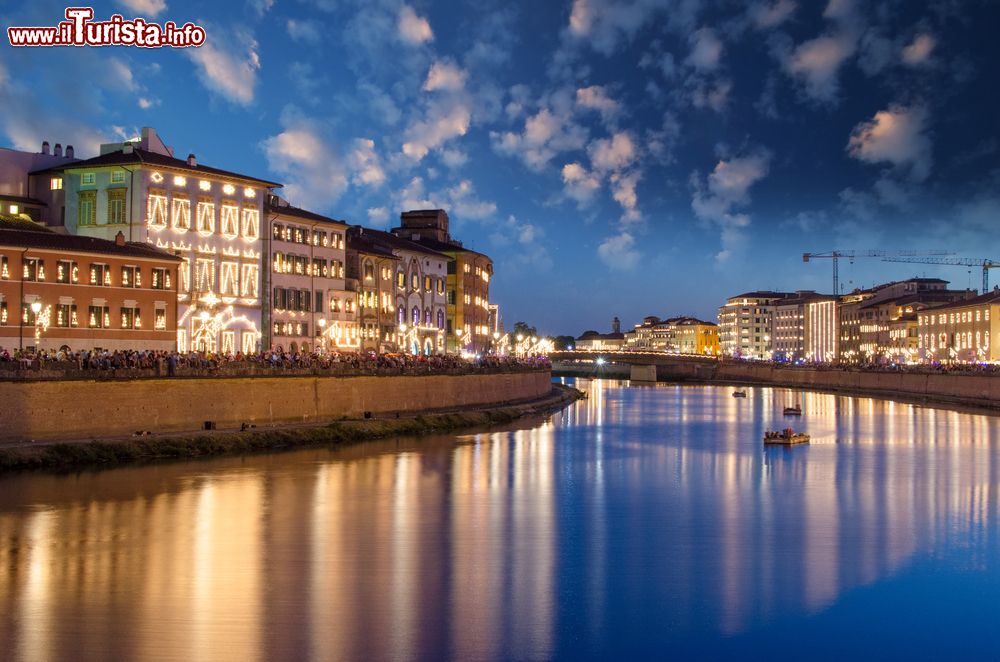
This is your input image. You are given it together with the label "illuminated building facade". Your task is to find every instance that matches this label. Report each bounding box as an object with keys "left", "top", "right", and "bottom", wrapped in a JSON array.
[
  {"left": 839, "top": 279, "right": 971, "bottom": 363},
  {"left": 917, "top": 290, "right": 1000, "bottom": 363},
  {"left": 672, "top": 317, "right": 720, "bottom": 355},
  {"left": 0, "top": 217, "right": 180, "bottom": 351},
  {"left": 718, "top": 291, "right": 794, "bottom": 359},
  {"left": 266, "top": 198, "right": 356, "bottom": 352},
  {"left": 391, "top": 210, "right": 493, "bottom": 354},
  {"left": 38, "top": 128, "right": 279, "bottom": 354},
  {"left": 347, "top": 226, "right": 448, "bottom": 355},
  {"left": 0, "top": 140, "right": 79, "bottom": 226},
  {"left": 345, "top": 228, "right": 399, "bottom": 352},
  {"left": 771, "top": 292, "right": 837, "bottom": 362}
]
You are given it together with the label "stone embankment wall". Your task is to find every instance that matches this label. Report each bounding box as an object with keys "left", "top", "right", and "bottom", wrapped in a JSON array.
[{"left": 0, "top": 371, "right": 552, "bottom": 442}]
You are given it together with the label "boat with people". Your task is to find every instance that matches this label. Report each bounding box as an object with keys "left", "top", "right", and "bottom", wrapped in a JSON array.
[
  {"left": 732, "top": 390, "right": 747, "bottom": 398},
  {"left": 783, "top": 405, "right": 802, "bottom": 416},
  {"left": 764, "top": 428, "right": 810, "bottom": 445}
]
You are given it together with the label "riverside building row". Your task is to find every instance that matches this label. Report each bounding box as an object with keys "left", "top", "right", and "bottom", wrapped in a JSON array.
[
  {"left": 716, "top": 278, "right": 993, "bottom": 363},
  {"left": 0, "top": 128, "right": 496, "bottom": 355}
]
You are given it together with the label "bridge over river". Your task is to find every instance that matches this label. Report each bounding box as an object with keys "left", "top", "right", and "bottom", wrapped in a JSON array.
[{"left": 549, "top": 350, "right": 719, "bottom": 382}]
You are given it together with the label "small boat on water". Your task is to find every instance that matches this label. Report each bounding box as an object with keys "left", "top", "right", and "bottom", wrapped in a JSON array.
[
  {"left": 764, "top": 429, "right": 810, "bottom": 445},
  {"left": 732, "top": 390, "right": 747, "bottom": 398},
  {"left": 783, "top": 405, "right": 802, "bottom": 416}
]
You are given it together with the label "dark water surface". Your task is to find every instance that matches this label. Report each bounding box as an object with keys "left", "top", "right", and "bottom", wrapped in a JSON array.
[{"left": 2, "top": 378, "right": 999, "bottom": 661}]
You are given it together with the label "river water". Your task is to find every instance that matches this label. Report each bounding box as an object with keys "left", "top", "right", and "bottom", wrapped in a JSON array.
[{"left": 1, "top": 378, "right": 999, "bottom": 661}]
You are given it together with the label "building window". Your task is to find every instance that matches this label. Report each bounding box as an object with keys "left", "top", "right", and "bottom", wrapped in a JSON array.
[
  {"left": 315, "top": 290, "right": 324, "bottom": 313},
  {"left": 88, "top": 305, "right": 110, "bottom": 329},
  {"left": 121, "top": 265, "right": 140, "bottom": 288},
  {"left": 79, "top": 190, "right": 96, "bottom": 226},
  {"left": 90, "top": 263, "right": 111, "bottom": 286},
  {"left": 196, "top": 198, "right": 215, "bottom": 233},
  {"left": 56, "top": 260, "right": 78, "bottom": 284},
  {"left": 179, "top": 256, "right": 191, "bottom": 292},
  {"left": 22, "top": 257, "right": 44, "bottom": 282},
  {"left": 272, "top": 223, "right": 283, "bottom": 240},
  {"left": 221, "top": 330, "right": 236, "bottom": 354},
  {"left": 81, "top": 173, "right": 96, "bottom": 186},
  {"left": 437, "top": 309, "right": 445, "bottom": 329},
  {"left": 172, "top": 198, "right": 191, "bottom": 231},
  {"left": 220, "top": 261, "right": 239, "bottom": 296},
  {"left": 240, "top": 263, "right": 259, "bottom": 298},
  {"left": 220, "top": 203, "right": 239, "bottom": 238},
  {"left": 154, "top": 307, "right": 167, "bottom": 330},
  {"left": 397, "top": 271, "right": 405, "bottom": 288},
  {"left": 111, "top": 170, "right": 125, "bottom": 184},
  {"left": 50, "top": 177, "right": 63, "bottom": 190},
  {"left": 364, "top": 263, "right": 375, "bottom": 281},
  {"left": 241, "top": 208, "right": 259, "bottom": 240},
  {"left": 411, "top": 273, "right": 419, "bottom": 290},
  {"left": 151, "top": 267, "right": 172, "bottom": 290},
  {"left": 0, "top": 255, "right": 7, "bottom": 279},
  {"left": 424, "top": 276, "right": 432, "bottom": 292},
  {"left": 194, "top": 258, "right": 215, "bottom": 293},
  {"left": 242, "top": 332, "right": 256, "bottom": 354},
  {"left": 411, "top": 306, "right": 420, "bottom": 325},
  {"left": 147, "top": 191, "right": 168, "bottom": 228},
  {"left": 120, "top": 306, "right": 140, "bottom": 329}
]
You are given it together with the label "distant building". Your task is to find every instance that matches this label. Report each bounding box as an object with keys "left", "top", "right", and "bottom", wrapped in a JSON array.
[
  {"left": 918, "top": 290, "right": 1000, "bottom": 363},
  {"left": 0, "top": 140, "right": 79, "bottom": 226},
  {"left": 838, "top": 279, "right": 972, "bottom": 363},
  {"left": 575, "top": 329, "right": 626, "bottom": 351},
  {"left": 671, "top": 317, "right": 720, "bottom": 356},
  {"left": 718, "top": 291, "right": 795, "bottom": 359},
  {"left": 391, "top": 209, "right": 493, "bottom": 354},
  {"left": 0, "top": 216, "right": 180, "bottom": 352},
  {"left": 346, "top": 227, "right": 399, "bottom": 353},
  {"left": 771, "top": 291, "right": 838, "bottom": 362}
]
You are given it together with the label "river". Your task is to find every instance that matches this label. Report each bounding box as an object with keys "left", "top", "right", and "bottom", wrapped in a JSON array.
[{"left": 1, "top": 378, "right": 998, "bottom": 660}]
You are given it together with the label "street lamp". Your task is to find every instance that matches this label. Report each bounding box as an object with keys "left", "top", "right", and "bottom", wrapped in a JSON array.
[{"left": 317, "top": 318, "right": 327, "bottom": 353}]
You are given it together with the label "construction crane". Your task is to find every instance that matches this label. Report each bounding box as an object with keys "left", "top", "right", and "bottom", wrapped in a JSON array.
[
  {"left": 803, "top": 250, "right": 953, "bottom": 295},
  {"left": 881, "top": 256, "right": 1000, "bottom": 293}
]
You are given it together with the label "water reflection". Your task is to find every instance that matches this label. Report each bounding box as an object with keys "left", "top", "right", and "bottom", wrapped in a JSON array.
[{"left": 0, "top": 379, "right": 997, "bottom": 660}]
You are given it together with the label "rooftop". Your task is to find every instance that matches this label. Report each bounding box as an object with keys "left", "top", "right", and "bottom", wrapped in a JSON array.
[
  {"left": 32, "top": 147, "right": 283, "bottom": 188},
  {"left": 0, "top": 224, "right": 180, "bottom": 261}
]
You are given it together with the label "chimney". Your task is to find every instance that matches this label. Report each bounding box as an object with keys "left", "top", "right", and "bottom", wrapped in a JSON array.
[
  {"left": 65, "top": 145, "right": 74, "bottom": 158},
  {"left": 54, "top": 143, "right": 62, "bottom": 157},
  {"left": 41, "top": 141, "right": 50, "bottom": 155},
  {"left": 187, "top": 153, "right": 196, "bottom": 167},
  {"left": 115, "top": 231, "right": 125, "bottom": 247}
]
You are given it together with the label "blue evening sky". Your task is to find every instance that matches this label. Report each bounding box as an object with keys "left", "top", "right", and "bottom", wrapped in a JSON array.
[{"left": 1, "top": 0, "right": 998, "bottom": 335}]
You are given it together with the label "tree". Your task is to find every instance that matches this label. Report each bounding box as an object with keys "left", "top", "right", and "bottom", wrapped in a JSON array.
[
  {"left": 512, "top": 321, "right": 538, "bottom": 338},
  {"left": 553, "top": 335, "right": 576, "bottom": 350}
]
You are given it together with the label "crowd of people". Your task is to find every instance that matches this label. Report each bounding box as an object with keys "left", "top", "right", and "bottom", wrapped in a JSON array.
[{"left": 0, "top": 346, "right": 551, "bottom": 379}]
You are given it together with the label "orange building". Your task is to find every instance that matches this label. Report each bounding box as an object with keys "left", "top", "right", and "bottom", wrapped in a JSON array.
[{"left": 0, "top": 217, "right": 180, "bottom": 352}]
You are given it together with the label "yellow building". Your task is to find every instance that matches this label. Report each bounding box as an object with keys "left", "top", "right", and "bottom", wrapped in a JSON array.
[
  {"left": 918, "top": 290, "right": 1000, "bottom": 363},
  {"left": 672, "top": 317, "right": 720, "bottom": 356}
]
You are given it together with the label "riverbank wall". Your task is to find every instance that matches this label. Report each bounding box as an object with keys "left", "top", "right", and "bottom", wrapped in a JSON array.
[
  {"left": 0, "top": 370, "right": 553, "bottom": 442},
  {"left": 553, "top": 359, "right": 1000, "bottom": 410}
]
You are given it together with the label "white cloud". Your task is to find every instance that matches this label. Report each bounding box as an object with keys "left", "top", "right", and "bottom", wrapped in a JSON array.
[
  {"left": 689, "top": 78, "right": 731, "bottom": 112},
  {"left": 576, "top": 85, "right": 622, "bottom": 126},
  {"left": 440, "top": 148, "right": 468, "bottom": 168},
  {"left": 367, "top": 207, "right": 391, "bottom": 227},
  {"left": 108, "top": 57, "right": 138, "bottom": 92},
  {"left": 491, "top": 98, "right": 588, "bottom": 171},
  {"left": 115, "top": 0, "right": 167, "bottom": 17},
  {"left": 588, "top": 131, "right": 637, "bottom": 173},
  {"left": 748, "top": 0, "right": 797, "bottom": 30},
  {"left": 348, "top": 138, "right": 386, "bottom": 187},
  {"left": 822, "top": 0, "right": 855, "bottom": 22},
  {"left": 490, "top": 215, "right": 552, "bottom": 270},
  {"left": 610, "top": 171, "right": 642, "bottom": 223},
  {"left": 847, "top": 105, "right": 932, "bottom": 181},
  {"left": 784, "top": 32, "right": 856, "bottom": 103},
  {"left": 398, "top": 5, "right": 434, "bottom": 45},
  {"left": 901, "top": 33, "right": 936, "bottom": 67},
  {"left": 561, "top": 162, "right": 602, "bottom": 207},
  {"left": 564, "top": 0, "right": 694, "bottom": 57},
  {"left": 402, "top": 101, "right": 471, "bottom": 160},
  {"left": 394, "top": 177, "right": 497, "bottom": 222},
  {"left": 261, "top": 109, "right": 348, "bottom": 212},
  {"left": 186, "top": 28, "right": 260, "bottom": 106},
  {"left": 286, "top": 19, "right": 321, "bottom": 44},
  {"left": 598, "top": 232, "right": 640, "bottom": 270},
  {"left": 423, "top": 60, "right": 467, "bottom": 92},
  {"left": 137, "top": 97, "right": 158, "bottom": 109},
  {"left": 690, "top": 148, "right": 772, "bottom": 262},
  {"left": 358, "top": 82, "right": 402, "bottom": 125},
  {"left": 685, "top": 28, "right": 723, "bottom": 72},
  {"left": 248, "top": 0, "right": 274, "bottom": 16}
]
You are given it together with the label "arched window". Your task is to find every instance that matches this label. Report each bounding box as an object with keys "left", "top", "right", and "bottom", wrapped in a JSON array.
[
  {"left": 437, "top": 309, "right": 445, "bottom": 329},
  {"left": 411, "top": 306, "right": 420, "bottom": 325},
  {"left": 397, "top": 305, "right": 405, "bottom": 324},
  {"left": 424, "top": 307, "right": 432, "bottom": 325}
]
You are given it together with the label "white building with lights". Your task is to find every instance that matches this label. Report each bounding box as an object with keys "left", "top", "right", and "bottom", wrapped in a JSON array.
[{"left": 39, "top": 128, "right": 280, "bottom": 354}]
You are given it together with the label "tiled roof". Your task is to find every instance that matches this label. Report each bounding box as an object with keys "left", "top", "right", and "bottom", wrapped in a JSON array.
[
  {"left": 353, "top": 226, "right": 452, "bottom": 260},
  {"left": 0, "top": 193, "right": 48, "bottom": 207},
  {"left": 390, "top": 231, "right": 490, "bottom": 260},
  {"left": 0, "top": 215, "right": 55, "bottom": 232},
  {"left": 918, "top": 290, "right": 1000, "bottom": 312},
  {"left": 31, "top": 148, "right": 282, "bottom": 188},
  {"left": 0, "top": 228, "right": 181, "bottom": 261},
  {"left": 268, "top": 202, "right": 347, "bottom": 227}
]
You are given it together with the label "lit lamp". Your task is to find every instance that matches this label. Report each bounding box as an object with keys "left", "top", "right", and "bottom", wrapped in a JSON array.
[{"left": 318, "top": 318, "right": 327, "bottom": 353}]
